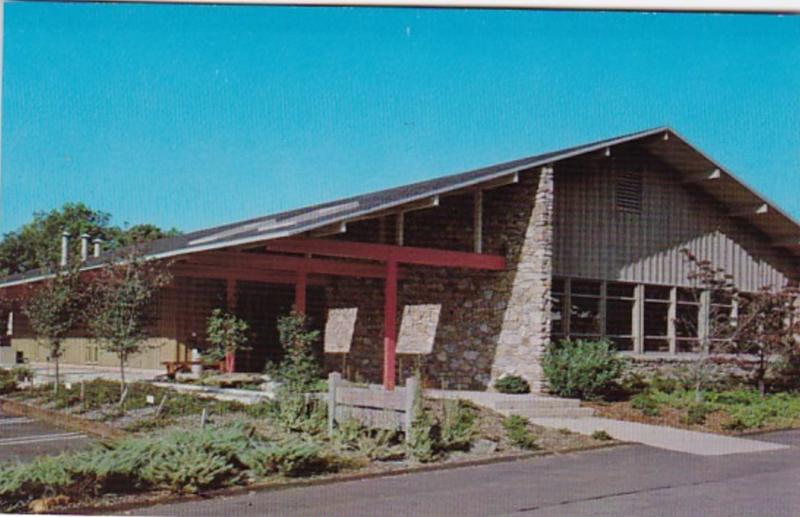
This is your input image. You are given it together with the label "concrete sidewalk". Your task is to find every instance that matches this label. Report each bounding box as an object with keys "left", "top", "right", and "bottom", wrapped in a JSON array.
[{"left": 531, "top": 416, "right": 789, "bottom": 456}]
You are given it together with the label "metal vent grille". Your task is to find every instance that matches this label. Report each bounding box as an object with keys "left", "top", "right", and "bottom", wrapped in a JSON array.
[{"left": 615, "top": 169, "right": 643, "bottom": 213}]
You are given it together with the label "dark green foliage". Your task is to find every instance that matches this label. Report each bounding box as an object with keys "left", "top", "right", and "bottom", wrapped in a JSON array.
[
  {"left": 206, "top": 308, "right": 250, "bottom": 357},
  {"left": 0, "top": 423, "right": 342, "bottom": 512},
  {"left": 502, "top": 415, "right": 539, "bottom": 450},
  {"left": 685, "top": 403, "right": 714, "bottom": 426},
  {"left": 631, "top": 392, "right": 661, "bottom": 417},
  {"left": 440, "top": 400, "right": 478, "bottom": 451},
  {"left": 0, "top": 369, "right": 17, "bottom": 395},
  {"left": 493, "top": 375, "right": 531, "bottom": 395},
  {"left": 269, "top": 311, "right": 322, "bottom": 394},
  {"left": 407, "top": 381, "right": 438, "bottom": 462},
  {"left": 542, "top": 339, "right": 626, "bottom": 401},
  {"left": 0, "top": 202, "right": 179, "bottom": 276},
  {"left": 590, "top": 430, "right": 612, "bottom": 441},
  {"left": 333, "top": 419, "right": 405, "bottom": 462}
]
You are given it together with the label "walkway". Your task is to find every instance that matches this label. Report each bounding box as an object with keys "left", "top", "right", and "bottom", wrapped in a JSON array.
[{"left": 530, "top": 416, "right": 788, "bottom": 456}]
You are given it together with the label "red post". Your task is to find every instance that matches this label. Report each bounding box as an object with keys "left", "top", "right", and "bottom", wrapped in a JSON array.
[
  {"left": 226, "top": 278, "right": 237, "bottom": 373},
  {"left": 295, "top": 271, "right": 307, "bottom": 314},
  {"left": 383, "top": 258, "right": 398, "bottom": 390}
]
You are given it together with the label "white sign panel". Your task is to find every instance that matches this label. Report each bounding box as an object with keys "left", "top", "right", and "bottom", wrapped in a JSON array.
[
  {"left": 324, "top": 308, "right": 358, "bottom": 354},
  {"left": 396, "top": 304, "right": 441, "bottom": 355}
]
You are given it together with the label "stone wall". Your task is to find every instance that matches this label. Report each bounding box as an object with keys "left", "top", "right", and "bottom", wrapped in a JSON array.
[{"left": 324, "top": 166, "right": 556, "bottom": 391}]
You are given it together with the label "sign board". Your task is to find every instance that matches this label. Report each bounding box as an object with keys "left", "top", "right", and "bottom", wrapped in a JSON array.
[
  {"left": 396, "top": 304, "right": 441, "bottom": 355},
  {"left": 324, "top": 308, "right": 358, "bottom": 354}
]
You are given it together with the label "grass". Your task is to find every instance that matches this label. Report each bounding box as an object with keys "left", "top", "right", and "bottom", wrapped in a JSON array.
[{"left": 596, "top": 387, "right": 800, "bottom": 433}]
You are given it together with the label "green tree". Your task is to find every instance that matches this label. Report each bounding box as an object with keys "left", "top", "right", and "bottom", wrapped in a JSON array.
[
  {"left": 87, "top": 249, "right": 171, "bottom": 395},
  {"left": 0, "top": 202, "right": 180, "bottom": 276},
  {"left": 21, "top": 265, "right": 86, "bottom": 394},
  {"left": 206, "top": 309, "right": 250, "bottom": 373},
  {"left": 272, "top": 311, "right": 321, "bottom": 393}
]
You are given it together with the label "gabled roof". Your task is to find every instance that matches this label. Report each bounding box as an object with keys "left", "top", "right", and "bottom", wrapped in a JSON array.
[{"left": 2, "top": 126, "right": 798, "bottom": 288}]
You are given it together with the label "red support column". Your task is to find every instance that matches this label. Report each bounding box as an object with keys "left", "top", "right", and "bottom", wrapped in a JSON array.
[
  {"left": 383, "top": 258, "right": 399, "bottom": 390},
  {"left": 295, "top": 271, "right": 307, "bottom": 314},
  {"left": 226, "top": 278, "right": 237, "bottom": 373}
]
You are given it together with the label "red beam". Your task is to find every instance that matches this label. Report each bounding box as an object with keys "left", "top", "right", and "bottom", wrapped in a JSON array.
[
  {"left": 265, "top": 238, "right": 506, "bottom": 270},
  {"left": 185, "top": 251, "right": 401, "bottom": 279},
  {"left": 295, "top": 271, "right": 307, "bottom": 314},
  {"left": 169, "top": 265, "right": 329, "bottom": 286},
  {"left": 383, "top": 259, "right": 398, "bottom": 390}
]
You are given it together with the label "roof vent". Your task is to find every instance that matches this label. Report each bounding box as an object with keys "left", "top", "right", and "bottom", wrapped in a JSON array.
[{"left": 615, "top": 168, "right": 643, "bottom": 213}]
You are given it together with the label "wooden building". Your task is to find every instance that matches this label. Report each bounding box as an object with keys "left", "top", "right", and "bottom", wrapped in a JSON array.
[{"left": 2, "top": 127, "right": 798, "bottom": 391}]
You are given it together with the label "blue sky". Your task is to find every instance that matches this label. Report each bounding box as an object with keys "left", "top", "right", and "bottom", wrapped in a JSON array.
[{"left": 2, "top": 4, "right": 799, "bottom": 234}]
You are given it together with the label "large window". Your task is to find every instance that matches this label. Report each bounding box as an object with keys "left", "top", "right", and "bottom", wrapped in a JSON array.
[{"left": 550, "top": 277, "right": 728, "bottom": 356}]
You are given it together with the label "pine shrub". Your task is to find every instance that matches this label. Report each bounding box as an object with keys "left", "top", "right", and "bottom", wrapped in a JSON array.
[{"left": 542, "top": 339, "right": 626, "bottom": 400}]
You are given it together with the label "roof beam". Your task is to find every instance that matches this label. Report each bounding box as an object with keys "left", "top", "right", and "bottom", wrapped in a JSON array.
[
  {"left": 728, "top": 203, "right": 769, "bottom": 218},
  {"left": 772, "top": 237, "right": 800, "bottom": 248},
  {"left": 264, "top": 238, "right": 506, "bottom": 270},
  {"left": 169, "top": 264, "right": 329, "bottom": 285},
  {"left": 182, "top": 251, "right": 404, "bottom": 279},
  {"left": 682, "top": 168, "right": 722, "bottom": 185}
]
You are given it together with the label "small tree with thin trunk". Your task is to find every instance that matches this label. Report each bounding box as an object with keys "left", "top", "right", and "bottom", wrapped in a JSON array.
[
  {"left": 87, "top": 248, "right": 171, "bottom": 396},
  {"left": 22, "top": 265, "right": 85, "bottom": 394},
  {"left": 680, "top": 249, "right": 800, "bottom": 397},
  {"left": 206, "top": 308, "right": 250, "bottom": 373}
]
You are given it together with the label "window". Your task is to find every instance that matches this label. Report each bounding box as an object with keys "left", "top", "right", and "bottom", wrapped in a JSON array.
[
  {"left": 615, "top": 169, "right": 643, "bottom": 213},
  {"left": 606, "top": 282, "right": 635, "bottom": 351},
  {"left": 569, "top": 279, "right": 601, "bottom": 339},
  {"left": 676, "top": 288, "right": 700, "bottom": 353},
  {"left": 644, "top": 286, "right": 669, "bottom": 352}
]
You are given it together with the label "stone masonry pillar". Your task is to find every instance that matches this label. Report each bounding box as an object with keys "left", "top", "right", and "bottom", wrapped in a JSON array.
[{"left": 491, "top": 165, "right": 554, "bottom": 393}]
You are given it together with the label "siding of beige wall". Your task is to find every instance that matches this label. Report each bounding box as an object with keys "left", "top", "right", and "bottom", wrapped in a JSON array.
[
  {"left": 553, "top": 152, "right": 798, "bottom": 291},
  {"left": 11, "top": 337, "right": 178, "bottom": 370}
]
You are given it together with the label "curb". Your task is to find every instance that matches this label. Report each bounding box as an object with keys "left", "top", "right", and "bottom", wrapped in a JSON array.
[
  {"left": 0, "top": 397, "right": 128, "bottom": 440},
  {"left": 68, "top": 441, "right": 627, "bottom": 515}
]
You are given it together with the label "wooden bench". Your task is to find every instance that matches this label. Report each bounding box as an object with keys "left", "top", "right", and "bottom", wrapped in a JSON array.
[{"left": 162, "top": 360, "right": 225, "bottom": 378}]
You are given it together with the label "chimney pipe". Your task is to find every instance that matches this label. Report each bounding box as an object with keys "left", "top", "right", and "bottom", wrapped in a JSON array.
[
  {"left": 80, "top": 234, "right": 90, "bottom": 262},
  {"left": 92, "top": 238, "right": 103, "bottom": 258},
  {"left": 60, "top": 231, "right": 70, "bottom": 268}
]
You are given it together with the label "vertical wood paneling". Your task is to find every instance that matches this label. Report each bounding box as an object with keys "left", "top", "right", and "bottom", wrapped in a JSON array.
[{"left": 553, "top": 152, "right": 796, "bottom": 291}]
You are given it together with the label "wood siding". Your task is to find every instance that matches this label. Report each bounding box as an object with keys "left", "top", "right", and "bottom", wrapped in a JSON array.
[{"left": 553, "top": 150, "right": 798, "bottom": 291}]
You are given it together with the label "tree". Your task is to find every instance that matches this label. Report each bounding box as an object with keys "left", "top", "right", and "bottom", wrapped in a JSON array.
[
  {"left": 21, "top": 265, "right": 86, "bottom": 394},
  {"left": 87, "top": 249, "right": 171, "bottom": 396},
  {"left": 680, "top": 249, "right": 800, "bottom": 397},
  {"left": 0, "top": 202, "right": 180, "bottom": 276},
  {"left": 271, "top": 311, "right": 321, "bottom": 393},
  {"left": 206, "top": 309, "right": 250, "bottom": 373}
]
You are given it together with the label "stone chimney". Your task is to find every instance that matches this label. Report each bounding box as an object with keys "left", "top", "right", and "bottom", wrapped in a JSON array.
[
  {"left": 60, "top": 231, "right": 70, "bottom": 268},
  {"left": 80, "top": 234, "right": 90, "bottom": 262},
  {"left": 92, "top": 238, "right": 103, "bottom": 258}
]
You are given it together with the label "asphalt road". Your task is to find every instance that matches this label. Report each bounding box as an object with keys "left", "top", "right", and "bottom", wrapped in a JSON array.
[
  {"left": 0, "top": 409, "right": 93, "bottom": 463},
  {"left": 126, "top": 429, "right": 800, "bottom": 517}
]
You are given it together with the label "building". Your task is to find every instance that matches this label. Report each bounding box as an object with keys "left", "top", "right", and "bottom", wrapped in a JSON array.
[{"left": 2, "top": 127, "right": 798, "bottom": 391}]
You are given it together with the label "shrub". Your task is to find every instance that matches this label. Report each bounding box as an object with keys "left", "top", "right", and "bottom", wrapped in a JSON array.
[
  {"left": 494, "top": 375, "right": 531, "bottom": 395},
  {"left": 631, "top": 392, "right": 661, "bottom": 417},
  {"left": 242, "top": 438, "right": 334, "bottom": 478},
  {"left": 407, "top": 382, "right": 438, "bottom": 462},
  {"left": 541, "top": 339, "right": 626, "bottom": 400},
  {"left": 684, "top": 403, "right": 714, "bottom": 426},
  {"left": 591, "top": 430, "right": 612, "bottom": 441},
  {"left": 503, "top": 415, "right": 539, "bottom": 450},
  {"left": 0, "top": 368, "right": 17, "bottom": 395},
  {"left": 440, "top": 400, "right": 477, "bottom": 451}
]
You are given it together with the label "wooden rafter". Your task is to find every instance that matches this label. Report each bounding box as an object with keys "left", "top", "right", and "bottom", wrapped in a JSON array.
[{"left": 264, "top": 238, "right": 506, "bottom": 270}]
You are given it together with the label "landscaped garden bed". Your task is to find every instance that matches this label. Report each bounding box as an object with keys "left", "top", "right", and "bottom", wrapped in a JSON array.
[{"left": 0, "top": 372, "right": 609, "bottom": 514}]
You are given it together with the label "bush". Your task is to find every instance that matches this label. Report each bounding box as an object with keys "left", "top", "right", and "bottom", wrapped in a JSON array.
[
  {"left": 541, "top": 339, "right": 626, "bottom": 400},
  {"left": 242, "top": 438, "right": 335, "bottom": 477},
  {"left": 0, "top": 368, "right": 18, "bottom": 395},
  {"left": 407, "top": 383, "right": 438, "bottom": 463},
  {"left": 494, "top": 375, "right": 531, "bottom": 394},
  {"left": 503, "top": 415, "right": 539, "bottom": 450},
  {"left": 684, "top": 403, "right": 714, "bottom": 426},
  {"left": 591, "top": 429, "right": 612, "bottom": 441},
  {"left": 631, "top": 392, "right": 661, "bottom": 417},
  {"left": 440, "top": 400, "right": 477, "bottom": 451}
]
